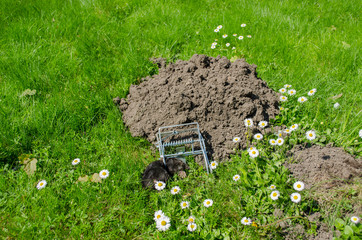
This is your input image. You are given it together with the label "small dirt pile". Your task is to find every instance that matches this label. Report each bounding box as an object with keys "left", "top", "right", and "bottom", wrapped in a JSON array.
[
  {"left": 114, "top": 54, "right": 279, "bottom": 161},
  {"left": 285, "top": 144, "right": 362, "bottom": 189}
]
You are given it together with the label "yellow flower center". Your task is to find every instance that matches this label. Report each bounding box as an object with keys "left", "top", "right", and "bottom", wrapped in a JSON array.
[
  {"left": 157, "top": 215, "right": 161, "bottom": 219},
  {"left": 262, "top": 123, "right": 265, "bottom": 126},
  {"left": 158, "top": 183, "right": 162, "bottom": 187},
  {"left": 102, "top": 172, "right": 106, "bottom": 176},
  {"left": 271, "top": 186, "right": 275, "bottom": 189},
  {"left": 293, "top": 195, "right": 298, "bottom": 200},
  {"left": 189, "top": 218, "right": 194, "bottom": 223},
  {"left": 40, "top": 183, "right": 44, "bottom": 186},
  {"left": 206, "top": 201, "right": 210, "bottom": 205},
  {"left": 309, "top": 133, "right": 313, "bottom": 137},
  {"left": 191, "top": 224, "right": 195, "bottom": 228},
  {"left": 278, "top": 140, "right": 281, "bottom": 143},
  {"left": 183, "top": 203, "right": 187, "bottom": 207},
  {"left": 252, "top": 151, "right": 256, "bottom": 154},
  {"left": 247, "top": 120, "right": 250, "bottom": 123},
  {"left": 212, "top": 163, "right": 215, "bottom": 166},
  {"left": 353, "top": 217, "right": 357, "bottom": 221},
  {"left": 161, "top": 221, "right": 166, "bottom": 226},
  {"left": 174, "top": 189, "right": 177, "bottom": 192},
  {"left": 297, "top": 184, "right": 301, "bottom": 188},
  {"left": 273, "top": 193, "right": 277, "bottom": 197},
  {"left": 244, "top": 219, "right": 248, "bottom": 223}
]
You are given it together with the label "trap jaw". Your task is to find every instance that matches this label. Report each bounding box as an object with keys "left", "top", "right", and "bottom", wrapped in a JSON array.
[{"left": 155, "top": 122, "right": 212, "bottom": 174}]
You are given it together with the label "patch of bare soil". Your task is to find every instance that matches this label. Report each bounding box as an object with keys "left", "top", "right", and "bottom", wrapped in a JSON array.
[{"left": 285, "top": 144, "right": 362, "bottom": 190}]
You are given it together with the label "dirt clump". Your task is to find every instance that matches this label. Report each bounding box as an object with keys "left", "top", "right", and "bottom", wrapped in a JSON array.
[
  {"left": 114, "top": 54, "right": 279, "bottom": 161},
  {"left": 285, "top": 144, "right": 362, "bottom": 189}
]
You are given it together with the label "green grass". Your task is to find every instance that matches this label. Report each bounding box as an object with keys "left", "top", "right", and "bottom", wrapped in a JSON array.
[{"left": 0, "top": 0, "right": 361, "bottom": 239}]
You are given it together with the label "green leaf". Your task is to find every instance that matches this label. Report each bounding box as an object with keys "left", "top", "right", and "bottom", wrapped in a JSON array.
[
  {"left": 326, "top": 129, "right": 331, "bottom": 135},
  {"left": 335, "top": 218, "right": 345, "bottom": 230},
  {"left": 344, "top": 225, "right": 354, "bottom": 236}
]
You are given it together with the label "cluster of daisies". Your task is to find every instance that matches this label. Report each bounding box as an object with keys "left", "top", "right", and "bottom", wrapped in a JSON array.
[
  {"left": 211, "top": 24, "right": 251, "bottom": 50},
  {"left": 278, "top": 84, "right": 316, "bottom": 104},
  {"left": 154, "top": 210, "right": 197, "bottom": 232},
  {"left": 152, "top": 183, "right": 213, "bottom": 232},
  {"left": 268, "top": 181, "right": 304, "bottom": 203},
  {"left": 36, "top": 158, "right": 109, "bottom": 190}
]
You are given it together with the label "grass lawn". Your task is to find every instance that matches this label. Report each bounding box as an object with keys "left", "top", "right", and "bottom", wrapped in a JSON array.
[{"left": 0, "top": 0, "right": 361, "bottom": 239}]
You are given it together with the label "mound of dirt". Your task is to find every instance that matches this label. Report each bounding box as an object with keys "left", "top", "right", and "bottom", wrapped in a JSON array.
[
  {"left": 114, "top": 54, "right": 279, "bottom": 161},
  {"left": 285, "top": 144, "right": 362, "bottom": 189}
]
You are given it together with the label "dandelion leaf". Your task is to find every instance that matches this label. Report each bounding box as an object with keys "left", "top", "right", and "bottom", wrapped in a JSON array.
[
  {"left": 77, "top": 175, "right": 89, "bottom": 182},
  {"left": 90, "top": 173, "right": 102, "bottom": 183},
  {"left": 23, "top": 158, "right": 37, "bottom": 176}
]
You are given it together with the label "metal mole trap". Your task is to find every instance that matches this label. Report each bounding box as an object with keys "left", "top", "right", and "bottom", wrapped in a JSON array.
[{"left": 155, "top": 122, "right": 212, "bottom": 173}]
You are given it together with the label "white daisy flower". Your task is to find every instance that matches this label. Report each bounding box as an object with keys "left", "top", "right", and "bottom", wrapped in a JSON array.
[
  {"left": 279, "top": 107, "right": 284, "bottom": 110},
  {"left": 212, "top": 42, "right": 217, "bottom": 46},
  {"left": 222, "top": 34, "right": 228, "bottom": 38},
  {"left": 241, "top": 24, "right": 246, "bottom": 27},
  {"left": 249, "top": 149, "right": 259, "bottom": 158},
  {"left": 233, "top": 33, "right": 237, "bottom": 37},
  {"left": 156, "top": 216, "right": 171, "bottom": 231},
  {"left": 254, "top": 133, "right": 263, "bottom": 140},
  {"left": 226, "top": 43, "right": 230, "bottom": 47},
  {"left": 247, "top": 35, "right": 252, "bottom": 38},
  {"left": 180, "top": 201, "right": 190, "bottom": 209},
  {"left": 99, "top": 169, "right": 109, "bottom": 179},
  {"left": 233, "top": 137, "right": 241, "bottom": 143},
  {"left": 238, "top": 36, "right": 244, "bottom": 40},
  {"left": 247, "top": 146, "right": 256, "bottom": 153},
  {"left": 36, "top": 180, "right": 47, "bottom": 190},
  {"left": 280, "top": 95, "right": 288, "bottom": 102},
  {"left": 308, "top": 88, "right": 317, "bottom": 96},
  {"left": 155, "top": 181, "right": 166, "bottom": 191},
  {"left": 214, "top": 29, "right": 219, "bottom": 32},
  {"left": 298, "top": 96, "right": 307, "bottom": 103},
  {"left": 283, "top": 129, "right": 291, "bottom": 134},
  {"left": 217, "top": 25, "right": 222, "bottom": 29},
  {"left": 270, "top": 190, "right": 280, "bottom": 200},
  {"left": 72, "top": 158, "right": 80, "bottom": 165},
  {"left": 359, "top": 129, "right": 362, "bottom": 138},
  {"left": 154, "top": 210, "right": 165, "bottom": 221},
  {"left": 306, "top": 130, "right": 316, "bottom": 140},
  {"left": 269, "top": 184, "right": 276, "bottom": 190},
  {"left": 215, "top": 39, "right": 218, "bottom": 41},
  {"left": 203, "top": 199, "right": 213, "bottom": 207},
  {"left": 290, "top": 124, "right": 299, "bottom": 131},
  {"left": 241, "top": 217, "right": 252, "bottom": 225},
  {"left": 290, "top": 192, "right": 301, "bottom": 203},
  {"left": 351, "top": 216, "right": 360, "bottom": 224},
  {"left": 293, "top": 181, "right": 305, "bottom": 191},
  {"left": 288, "top": 89, "right": 296, "bottom": 96},
  {"left": 258, "top": 121, "right": 268, "bottom": 128},
  {"left": 277, "top": 131, "right": 283, "bottom": 138},
  {"left": 232, "top": 47, "right": 236, "bottom": 50},
  {"left": 269, "top": 139, "right": 277, "bottom": 146},
  {"left": 233, "top": 175, "right": 240, "bottom": 181},
  {"left": 334, "top": 102, "right": 340, "bottom": 109},
  {"left": 171, "top": 186, "right": 181, "bottom": 195},
  {"left": 276, "top": 138, "right": 284, "bottom": 146},
  {"left": 244, "top": 118, "right": 253, "bottom": 127},
  {"left": 210, "top": 161, "right": 218, "bottom": 169},
  {"left": 279, "top": 88, "right": 287, "bottom": 94},
  {"left": 187, "top": 223, "right": 197, "bottom": 232},
  {"left": 187, "top": 216, "right": 196, "bottom": 223},
  {"left": 284, "top": 84, "right": 292, "bottom": 88},
  {"left": 211, "top": 45, "right": 216, "bottom": 49}
]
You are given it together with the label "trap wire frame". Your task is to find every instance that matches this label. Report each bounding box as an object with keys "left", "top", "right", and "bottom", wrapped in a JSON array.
[{"left": 155, "top": 122, "right": 212, "bottom": 174}]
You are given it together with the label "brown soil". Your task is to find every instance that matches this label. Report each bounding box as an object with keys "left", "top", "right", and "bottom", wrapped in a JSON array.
[
  {"left": 114, "top": 54, "right": 279, "bottom": 161},
  {"left": 285, "top": 144, "right": 362, "bottom": 189}
]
